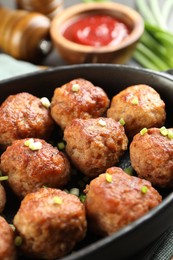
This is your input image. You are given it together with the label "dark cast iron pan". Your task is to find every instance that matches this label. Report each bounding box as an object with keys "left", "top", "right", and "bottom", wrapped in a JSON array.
[{"left": 0, "top": 64, "right": 173, "bottom": 260}]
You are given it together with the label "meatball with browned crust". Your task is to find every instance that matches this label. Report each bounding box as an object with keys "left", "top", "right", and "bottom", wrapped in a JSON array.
[
  {"left": 84, "top": 167, "right": 162, "bottom": 236},
  {"left": 0, "top": 138, "right": 71, "bottom": 198},
  {"left": 0, "top": 216, "right": 17, "bottom": 260},
  {"left": 0, "top": 184, "right": 6, "bottom": 213},
  {"left": 50, "top": 78, "right": 110, "bottom": 129},
  {"left": 64, "top": 117, "right": 128, "bottom": 178},
  {"left": 13, "top": 188, "right": 87, "bottom": 260},
  {"left": 0, "top": 92, "right": 54, "bottom": 148},
  {"left": 130, "top": 127, "right": 173, "bottom": 188},
  {"left": 107, "top": 84, "right": 166, "bottom": 138}
]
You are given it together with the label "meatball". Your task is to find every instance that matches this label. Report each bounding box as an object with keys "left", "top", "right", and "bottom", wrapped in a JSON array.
[
  {"left": 0, "top": 92, "right": 54, "bottom": 148},
  {"left": 0, "top": 216, "right": 17, "bottom": 260},
  {"left": 64, "top": 117, "right": 128, "bottom": 178},
  {"left": 130, "top": 127, "right": 173, "bottom": 188},
  {"left": 84, "top": 167, "right": 162, "bottom": 236},
  {"left": 50, "top": 78, "right": 110, "bottom": 129},
  {"left": 0, "top": 184, "right": 6, "bottom": 213},
  {"left": 107, "top": 84, "right": 166, "bottom": 138},
  {"left": 0, "top": 138, "right": 71, "bottom": 197},
  {"left": 13, "top": 188, "right": 87, "bottom": 260}
]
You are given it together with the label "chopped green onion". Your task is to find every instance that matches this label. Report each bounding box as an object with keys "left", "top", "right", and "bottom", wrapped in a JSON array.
[
  {"left": 57, "top": 142, "right": 65, "bottom": 150},
  {"left": 141, "top": 185, "right": 148, "bottom": 194},
  {"left": 10, "top": 224, "right": 15, "bottom": 231},
  {"left": 53, "top": 196, "right": 62, "bottom": 205},
  {"left": 124, "top": 166, "right": 133, "bottom": 175},
  {"left": 98, "top": 119, "right": 106, "bottom": 126},
  {"left": 159, "top": 126, "right": 173, "bottom": 139},
  {"left": 168, "top": 130, "right": 173, "bottom": 139},
  {"left": 40, "top": 97, "right": 51, "bottom": 108},
  {"left": 0, "top": 176, "right": 8, "bottom": 181},
  {"left": 140, "top": 128, "right": 148, "bottom": 135},
  {"left": 70, "top": 188, "right": 80, "bottom": 196},
  {"left": 160, "top": 126, "right": 168, "bottom": 136},
  {"left": 14, "top": 236, "right": 23, "bottom": 246},
  {"left": 72, "top": 83, "right": 80, "bottom": 92},
  {"left": 119, "top": 118, "right": 125, "bottom": 126},
  {"left": 105, "top": 173, "right": 112, "bottom": 183},
  {"left": 29, "top": 141, "right": 42, "bottom": 151},
  {"left": 131, "top": 97, "right": 139, "bottom": 105},
  {"left": 24, "top": 138, "right": 34, "bottom": 147},
  {"left": 79, "top": 194, "right": 86, "bottom": 203}
]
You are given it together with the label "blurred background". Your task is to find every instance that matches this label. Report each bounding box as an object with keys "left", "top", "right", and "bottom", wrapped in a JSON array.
[{"left": 0, "top": 0, "right": 136, "bottom": 66}]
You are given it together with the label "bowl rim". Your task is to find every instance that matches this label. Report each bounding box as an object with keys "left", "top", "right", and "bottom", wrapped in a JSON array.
[{"left": 50, "top": 2, "right": 144, "bottom": 54}]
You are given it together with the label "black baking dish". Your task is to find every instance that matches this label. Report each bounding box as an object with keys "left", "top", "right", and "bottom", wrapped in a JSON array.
[{"left": 0, "top": 64, "right": 173, "bottom": 260}]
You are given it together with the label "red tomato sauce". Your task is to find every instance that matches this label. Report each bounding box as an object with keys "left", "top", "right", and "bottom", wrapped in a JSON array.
[{"left": 63, "top": 14, "right": 130, "bottom": 47}]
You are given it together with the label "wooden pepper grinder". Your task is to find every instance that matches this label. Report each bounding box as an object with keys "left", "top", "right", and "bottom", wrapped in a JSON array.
[
  {"left": 0, "top": 7, "right": 52, "bottom": 63},
  {"left": 16, "top": 0, "right": 64, "bottom": 20}
]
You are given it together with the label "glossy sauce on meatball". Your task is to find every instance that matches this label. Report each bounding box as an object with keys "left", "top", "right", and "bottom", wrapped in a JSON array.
[
  {"left": 107, "top": 84, "right": 166, "bottom": 138},
  {"left": 130, "top": 127, "right": 173, "bottom": 188},
  {"left": 84, "top": 167, "right": 162, "bottom": 236},
  {"left": 13, "top": 188, "right": 87, "bottom": 259},
  {"left": 0, "top": 92, "right": 54, "bottom": 148},
  {"left": 51, "top": 78, "right": 110, "bottom": 129},
  {"left": 0, "top": 138, "right": 71, "bottom": 197},
  {"left": 64, "top": 117, "right": 128, "bottom": 178}
]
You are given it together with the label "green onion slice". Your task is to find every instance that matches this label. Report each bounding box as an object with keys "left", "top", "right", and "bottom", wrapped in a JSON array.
[
  {"left": 72, "top": 83, "right": 80, "bottom": 92},
  {"left": 131, "top": 97, "right": 139, "bottom": 105},
  {"left": 160, "top": 126, "right": 168, "bottom": 136},
  {"left": 53, "top": 196, "right": 62, "bottom": 205},
  {"left": 141, "top": 185, "right": 148, "bottom": 194},
  {"left": 119, "top": 118, "right": 125, "bottom": 126},
  {"left": 40, "top": 97, "right": 51, "bottom": 108},
  {"left": 168, "top": 129, "right": 173, "bottom": 139},
  {"left": 0, "top": 176, "right": 8, "bottom": 181},
  {"left": 98, "top": 119, "right": 106, "bottom": 126},
  {"left": 29, "top": 141, "right": 42, "bottom": 151},
  {"left": 105, "top": 173, "right": 112, "bottom": 183},
  {"left": 124, "top": 166, "right": 133, "bottom": 175},
  {"left": 70, "top": 188, "right": 80, "bottom": 196},
  {"left": 140, "top": 128, "right": 148, "bottom": 135},
  {"left": 14, "top": 236, "right": 23, "bottom": 246},
  {"left": 57, "top": 142, "right": 65, "bottom": 150}
]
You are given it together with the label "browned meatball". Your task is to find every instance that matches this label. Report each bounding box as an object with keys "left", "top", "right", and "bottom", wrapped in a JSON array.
[
  {"left": 13, "top": 188, "right": 87, "bottom": 260},
  {"left": 130, "top": 127, "right": 173, "bottom": 188},
  {"left": 0, "top": 184, "right": 6, "bottom": 213},
  {"left": 0, "top": 138, "right": 71, "bottom": 197},
  {"left": 84, "top": 167, "right": 162, "bottom": 236},
  {"left": 64, "top": 117, "right": 128, "bottom": 178},
  {"left": 50, "top": 78, "right": 110, "bottom": 129},
  {"left": 107, "top": 84, "right": 166, "bottom": 138},
  {"left": 0, "top": 92, "right": 54, "bottom": 148},
  {"left": 0, "top": 216, "right": 17, "bottom": 260}
]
